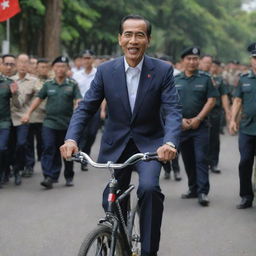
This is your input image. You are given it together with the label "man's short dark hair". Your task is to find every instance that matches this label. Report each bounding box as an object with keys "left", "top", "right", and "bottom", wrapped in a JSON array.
[
  {"left": 119, "top": 14, "right": 152, "bottom": 38},
  {"left": 2, "top": 54, "right": 16, "bottom": 61}
]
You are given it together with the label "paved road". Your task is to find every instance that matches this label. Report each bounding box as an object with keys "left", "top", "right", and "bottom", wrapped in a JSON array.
[{"left": 0, "top": 132, "right": 256, "bottom": 256}]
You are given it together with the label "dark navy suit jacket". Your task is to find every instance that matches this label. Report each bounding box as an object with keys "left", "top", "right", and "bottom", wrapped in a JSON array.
[{"left": 65, "top": 55, "right": 182, "bottom": 163}]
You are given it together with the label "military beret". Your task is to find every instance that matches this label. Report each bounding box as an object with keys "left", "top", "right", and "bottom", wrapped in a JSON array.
[
  {"left": 52, "top": 56, "right": 69, "bottom": 66},
  {"left": 82, "top": 49, "right": 95, "bottom": 57},
  {"left": 181, "top": 47, "right": 200, "bottom": 58},
  {"left": 247, "top": 42, "right": 256, "bottom": 56}
]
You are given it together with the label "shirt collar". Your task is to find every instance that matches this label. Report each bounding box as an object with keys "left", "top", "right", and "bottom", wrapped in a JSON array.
[
  {"left": 124, "top": 56, "right": 144, "bottom": 73},
  {"left": 180, "top": 70, "right": 200, "bottom": 78},
  {"left": 248, "top": 70, "right": 256, "bottom": 78}
]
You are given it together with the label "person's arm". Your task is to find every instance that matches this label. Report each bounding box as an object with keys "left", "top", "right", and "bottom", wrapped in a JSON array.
[
  {"left": 229, "top": 97, "right": 242, "bottom": 135},
  {"left": 221, "top": 94, "right": 231, "bottom": 122},
  {"left": 158, "top": 65, "right": 182, "bottom": 162},
  {"left": 61, "top": 67, "right": 105, "bottom": 159},
  {"left": 189, "top": 97, "right": 216, "bottom": 129},
  {"left": 21, "top": 97, "right": 43, "bottom": 123}
]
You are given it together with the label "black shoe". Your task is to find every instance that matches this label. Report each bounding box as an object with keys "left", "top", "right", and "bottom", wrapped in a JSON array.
[
  {"left": 174, "top": 171, "right": 182, "bottom": 181},
  {"left": 14, "top": 173, "right": 22, "bottom": 186},
  {"left": 81, "top": 164, "right": 88, "bottom": 171},
  {"left": 65, "top": 178, "right": 74, "bottom": 187},
  {"left": 40, "top": 177, "right": 53, "bottom": 189},
  {"left": 210, "top": 166, "right": 221, "bottom": 174},
  {"left": 181, "top": 190, "right": 197, "bottom": 199},
  {"left": 236, "top": 198, "right": 253, "bottom": 209},
  {"left": 198, "top": 193, "right": 209, "bottom": 206},
  {"left": 23, "top": 167, "right": 34, "bottom": 178},
  {"left": 164, "top": 171, "right": 170, "bottom": 180}
]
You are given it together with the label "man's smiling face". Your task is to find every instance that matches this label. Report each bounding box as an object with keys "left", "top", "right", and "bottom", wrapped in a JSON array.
[{"left": 118, "top": 19, "right": 150, "bottom": 67}]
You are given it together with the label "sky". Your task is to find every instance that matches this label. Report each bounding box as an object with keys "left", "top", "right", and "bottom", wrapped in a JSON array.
[{"left": 242, "top": 0, "right": 256, "bottom": 11}]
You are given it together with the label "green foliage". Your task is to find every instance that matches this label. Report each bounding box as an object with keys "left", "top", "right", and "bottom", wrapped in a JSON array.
[{"left": 3, "top": 0, "right": 256, "bottom": 63}]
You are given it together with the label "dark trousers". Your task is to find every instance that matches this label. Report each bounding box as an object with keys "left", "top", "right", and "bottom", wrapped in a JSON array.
[
  {"left": 41, "top": 126, "right": 73, "bottom": 181},
  {"left": 238, "top": 132, "right": 255, "bottom": 201},
  {"left": 12, "top": 124, "right": 29, "bottom": 172},
  {"left": 25, "top": 123, "right": 43, "bottom": 168},
  {"left": 207, "top": 111, "right": 221, "bottom": 167},
  {"left": 79, "top": 110, "right": 100, "bottom": 156},
  {"left": 102, "top": 140, "right": 164, "bottom": 255},
  {"left": 0, "top": 128, "right": 10, "bottom": 180},
  {"left": 163, "top": 156, "right": 180, "bottom": 174},
  {"left": 180, "top": 122, "right": 210, "bottom": 195}
]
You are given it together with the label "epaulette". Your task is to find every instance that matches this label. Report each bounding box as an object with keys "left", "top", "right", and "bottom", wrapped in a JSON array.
[
  {"left": 66, "top": 77, "right": 78, "bottom": 85},
  {"left": 240, "top": 72, "right": 249, "bottom": 77},
  {"left": 199, "top": 70, "right": 211, "bottom": 77},
  {"left": 43, "top": 78, "right": 55, "bottom": 85},
  {"left": 0, "top": 74, "right": 13, "bottom": 83},
  {"left": 174, "top": 72, "right": 183, "bottom": 79}
]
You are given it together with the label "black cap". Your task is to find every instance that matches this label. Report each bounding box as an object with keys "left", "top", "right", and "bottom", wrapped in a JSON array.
[
  {"left": 181, "top": 47, "right": 200, "bottom": 58},
  {"left": 52, "top": 56, "right": 69, "bottom": 66},
  {"left": 247, "top": 42, "right": 256, "bottom": 57},
  {"left": 82, "top": 49, "right": 95, "bottom": 57}
]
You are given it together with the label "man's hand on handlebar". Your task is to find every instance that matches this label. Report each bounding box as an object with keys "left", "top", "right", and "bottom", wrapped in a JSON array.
[
  {"left": 60, "top": 140, "right": 79, "bottom": 159},
  {"left": 157, "top": 144, "right": 177, "bottom": 162}
]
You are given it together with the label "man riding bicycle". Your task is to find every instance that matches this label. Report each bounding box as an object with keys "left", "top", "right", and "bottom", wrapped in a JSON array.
[{"left": 60, "top": 14, "right": 182, "bottom": 256}]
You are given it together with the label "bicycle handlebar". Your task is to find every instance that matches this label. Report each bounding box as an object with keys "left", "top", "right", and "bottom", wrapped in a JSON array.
[{"left": 69, "top": 151, "right": 159, "bottom": 169}]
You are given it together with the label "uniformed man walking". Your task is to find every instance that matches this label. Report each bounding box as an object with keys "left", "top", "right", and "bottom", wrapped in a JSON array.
[
  {"left": 0, "top": 75, "right": 18, "bottom": 187},
  {"left": 208, "top": 60, "right": 230, "bottom": 173},
  {"left": 175, "top": 47, "right": 219, "bottom": 206},
  {"left": 22, "top": 56, "right": 82, "bottom": 188},
  {"left": 229, "top": 43, "right": 256, "bottom": 209}
]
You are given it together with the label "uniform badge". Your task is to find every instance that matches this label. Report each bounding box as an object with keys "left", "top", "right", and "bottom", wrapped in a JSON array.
[{"left": 192, "top": 48, "right": 198, "bottom": 54}]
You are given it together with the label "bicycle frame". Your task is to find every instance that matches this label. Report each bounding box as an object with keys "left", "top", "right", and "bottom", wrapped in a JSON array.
[
  {"left": 102, "top": 170, "right": 136, "bottom": 256},
  {"left": 71, "top": 151, "right": 158, "bottom": 256}
]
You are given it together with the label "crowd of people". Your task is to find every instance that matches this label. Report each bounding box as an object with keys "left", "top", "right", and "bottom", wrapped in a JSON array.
[
  {"left": 1, "top": 14, "right": 256, "bottom": 256},
  {"left": 0, "top": 42, "right": 254, "bottom": 206}
]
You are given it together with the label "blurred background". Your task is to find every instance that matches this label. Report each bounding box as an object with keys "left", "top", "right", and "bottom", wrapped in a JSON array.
[{"left": 1, "top": 0, "right": 256, "bottom": 63}]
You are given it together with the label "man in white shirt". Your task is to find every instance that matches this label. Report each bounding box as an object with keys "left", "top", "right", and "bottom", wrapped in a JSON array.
[{"left": 72, "top": 50, "right": 100, "bottom": 171}]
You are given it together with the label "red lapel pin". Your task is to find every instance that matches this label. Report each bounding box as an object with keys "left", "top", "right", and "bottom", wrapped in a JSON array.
[{"left": 147, "top": 74, "right": 151, "bottom": 78}]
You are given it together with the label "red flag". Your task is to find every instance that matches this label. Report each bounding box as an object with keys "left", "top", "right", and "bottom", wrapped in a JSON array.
[{"left": 0, "top": 0, "right": 21, "bottom": 22}]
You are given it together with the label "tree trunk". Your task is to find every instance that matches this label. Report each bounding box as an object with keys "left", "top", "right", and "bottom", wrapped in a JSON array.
[{"left": 43, "top": 0, "right": 63, "bottom": 60}]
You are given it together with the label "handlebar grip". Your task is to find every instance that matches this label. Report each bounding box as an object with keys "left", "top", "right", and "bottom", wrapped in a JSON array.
[{"left": 146, "top": 152, "right": 158, "bottom": 157}]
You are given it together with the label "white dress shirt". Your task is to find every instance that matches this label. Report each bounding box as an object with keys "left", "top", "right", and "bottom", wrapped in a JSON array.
[
  {"left": 73, "top": 67, "right": 97, "bottom": 97},
  {"left": 124, "top": 57, "right": 144, "bottom": 112}
]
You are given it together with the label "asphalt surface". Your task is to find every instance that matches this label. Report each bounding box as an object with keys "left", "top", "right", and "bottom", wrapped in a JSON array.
[{"left": 0, "top": 131, "right": 256, "bottom": 256}]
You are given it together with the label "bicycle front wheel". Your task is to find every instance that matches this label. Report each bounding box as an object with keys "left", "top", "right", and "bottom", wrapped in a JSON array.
[{"left": 78, "top": 224, "right": 125, "bottom": 256}]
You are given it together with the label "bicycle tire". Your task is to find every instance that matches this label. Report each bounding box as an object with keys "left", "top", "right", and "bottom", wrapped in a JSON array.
[{"left": 78, "top": 224, "right": 125, "bottom": 256}]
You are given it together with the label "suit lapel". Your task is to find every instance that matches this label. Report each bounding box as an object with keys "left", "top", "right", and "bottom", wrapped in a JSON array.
[
  {"left": 131, "top": 56, "right": 155, "bottom": 123},
  {"left": 112, "top": 57, "right": 132, "bottom": 118}
]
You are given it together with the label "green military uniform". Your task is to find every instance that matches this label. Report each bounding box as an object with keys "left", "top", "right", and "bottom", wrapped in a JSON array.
[
  {"left": 38, "top": 76, "right": 82, "bottom": 184},
  {"left": 234, "top": 70, "right": 256, "bottom": 135},
  {"left": 175, "top": 70, "right": 219, "bottom": 117},
  {"left": 175, "top": 69, "right": 218, "bottom": 200},
  {"left": 37, "top": 77, "right": 82, "bottom": 130},
  {"left": 0, "top": 75, "right": 13, "bottom": 185},
  {"left": 0, "top": 75, "right": 13, "bottom": 129},
  {"left": 207, "top": 74, "right": 229, "bottom": 171},
  {"left": 233, "top": 68, "right": 256, "bottom": 206}
]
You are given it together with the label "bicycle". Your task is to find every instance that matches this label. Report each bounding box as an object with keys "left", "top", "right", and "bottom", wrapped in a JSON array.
[{"left": 70, "top": 151, "right": 159, "bottom": 256}]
